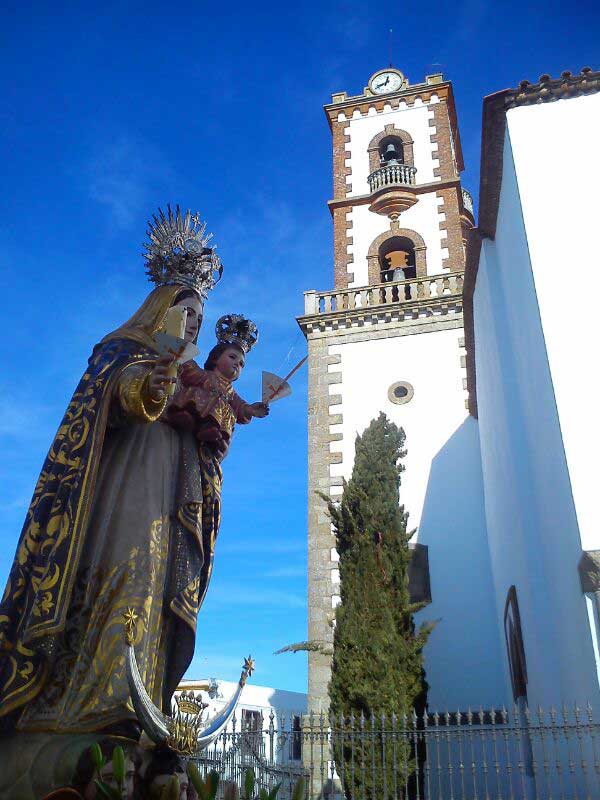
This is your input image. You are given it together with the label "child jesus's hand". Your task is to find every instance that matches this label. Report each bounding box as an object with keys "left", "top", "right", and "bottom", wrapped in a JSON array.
[{"left": 250, "top": 402, "right": 269, "bottom": 418}]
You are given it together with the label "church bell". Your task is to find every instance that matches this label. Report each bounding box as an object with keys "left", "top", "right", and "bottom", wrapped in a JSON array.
[{"left": 382, "top": 142, "right": 402, "bottom": 164}]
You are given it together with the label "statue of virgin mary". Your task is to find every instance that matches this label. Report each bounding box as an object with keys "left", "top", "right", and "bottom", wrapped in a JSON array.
[{"left": 0, "top": 207, "right": 224, "bottom": 738}]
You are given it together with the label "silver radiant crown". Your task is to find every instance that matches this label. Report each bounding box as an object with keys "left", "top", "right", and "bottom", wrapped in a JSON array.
[
  {"left": 143, "top": 204, "right": 223, "bottom": 301},
  {"left": 216, "top": 314, "right": 259, "bottom": 354}
]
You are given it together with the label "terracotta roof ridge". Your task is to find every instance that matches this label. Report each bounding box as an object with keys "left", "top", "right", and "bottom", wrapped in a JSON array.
[{"left": 498, "top": 67, "right": 600, "bottom": 109}]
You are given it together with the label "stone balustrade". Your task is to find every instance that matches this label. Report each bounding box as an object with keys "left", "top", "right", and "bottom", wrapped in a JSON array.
[
  {"left": 461, "top": 187, "right": 474, "bottom": 215},
  {"left": 303, "top": 272, "right": 464, "bottom": 315},
  {"left": 368, "top": 162, "right": 417, "bottom": 193}
]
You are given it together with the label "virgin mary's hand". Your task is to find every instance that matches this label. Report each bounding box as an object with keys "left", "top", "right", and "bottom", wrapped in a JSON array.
[{"left": 148, "top": 355, "right": 176, "bottom": 401}]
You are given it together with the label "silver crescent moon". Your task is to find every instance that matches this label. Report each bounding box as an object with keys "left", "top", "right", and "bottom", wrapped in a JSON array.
[{"left": 125, "top": 639, "right": 253, "bottom": 753}]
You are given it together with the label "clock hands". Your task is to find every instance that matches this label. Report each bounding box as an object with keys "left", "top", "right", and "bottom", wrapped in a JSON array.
[{"left": 374, "top": 75, "right": 391, "bottom": 90}]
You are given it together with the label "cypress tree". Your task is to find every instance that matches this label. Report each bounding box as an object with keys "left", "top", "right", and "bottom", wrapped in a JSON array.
[{"left": 326, "top": 412, "right": 431, "bottom": 798}]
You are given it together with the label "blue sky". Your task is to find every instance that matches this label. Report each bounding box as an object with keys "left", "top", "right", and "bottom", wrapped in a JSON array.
[{"left": 0, "top": 1, "right": 597, "bottom": 697}]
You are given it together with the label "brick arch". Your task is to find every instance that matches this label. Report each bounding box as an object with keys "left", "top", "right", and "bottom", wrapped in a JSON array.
[
  {"left": 368, "top": 125, "right": 415, "bottom": 172},
  {"left": 367, "top": 226, "right": 427, "bottom": 283}
]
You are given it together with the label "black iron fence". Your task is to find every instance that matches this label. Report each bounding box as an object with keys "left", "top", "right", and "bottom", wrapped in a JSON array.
[{"left": 195, "top": 704, "right": 600, "bottom": 800}]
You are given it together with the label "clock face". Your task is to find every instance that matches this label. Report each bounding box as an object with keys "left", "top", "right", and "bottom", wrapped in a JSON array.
[{"left": 371, "top": 71, "right": 403, "bottom": 95}]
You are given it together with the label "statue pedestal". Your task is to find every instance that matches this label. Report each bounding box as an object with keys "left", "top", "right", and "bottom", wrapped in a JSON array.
[{"left": 0, "top": 732, "right": 132, "bottom": 800}]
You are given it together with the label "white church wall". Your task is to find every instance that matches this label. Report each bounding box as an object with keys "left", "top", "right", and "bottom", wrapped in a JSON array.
[
  {"left": 506, "top": 93, "right": 600, "bottom": 553},
  {"left": 473, "top": 127, "right": 600, "bottom": 708},
  {"left": 415, "top": 415, "right": 506, "bottom": 710},
  {"left": 328, "top": 324, "right": 467, "bottom": 529}
]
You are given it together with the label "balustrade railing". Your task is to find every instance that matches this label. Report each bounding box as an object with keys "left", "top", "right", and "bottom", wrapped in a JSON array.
[
  {"left": 303, "top": 272, "right": 464, "bottom": 316},
  {"left": 461, "top": 187, "right": 474, "bottom": 215},
  {"left": 194, "top": 703, "right": 600, "bottom": 800},
  {"left": 368, "top": 163, "right": 417, "bottom": 192}
]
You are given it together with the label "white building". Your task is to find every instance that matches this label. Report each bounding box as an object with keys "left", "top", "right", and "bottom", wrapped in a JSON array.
[
  {"left": 176, "top": 678, "right": 307, "bottom": 780},
  {"left": 299, "top": 65, "right": 600, "bottom": 716},
  {"left": 298, "top": 66, "right": 497, "bottom": 714},
  {"left": 462, "top": 66, "right": 600, "bottom": 711}
]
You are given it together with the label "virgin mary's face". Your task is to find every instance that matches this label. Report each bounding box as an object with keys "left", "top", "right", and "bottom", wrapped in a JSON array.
[{"left": 174, "top": 294, "right": 203, "bottom": 342}]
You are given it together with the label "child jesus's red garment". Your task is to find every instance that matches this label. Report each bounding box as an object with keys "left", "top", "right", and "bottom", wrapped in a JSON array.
[{"left": 164, "top": 360, "right": 252, "bottom": 459}]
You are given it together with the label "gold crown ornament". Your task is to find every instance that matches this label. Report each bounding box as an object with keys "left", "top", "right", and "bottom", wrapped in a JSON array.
[
  {"left": 215, "top": 314, "right": 259, "bottom": 354},
  {"left": 175, "top": 690, "right": 208, "bottom": 717},
  {"left": 143, "top": 204, "right": 223, "bottom": 302}
]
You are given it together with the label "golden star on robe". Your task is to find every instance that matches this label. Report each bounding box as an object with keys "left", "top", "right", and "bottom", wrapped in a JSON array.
[{"left": 122, "top": 607, "right": 139, "bottom": 644}]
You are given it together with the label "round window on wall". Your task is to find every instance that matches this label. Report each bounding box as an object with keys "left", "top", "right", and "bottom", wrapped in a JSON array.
[{"left": 388, "top": 381, "right": 414, "bottom": 405}]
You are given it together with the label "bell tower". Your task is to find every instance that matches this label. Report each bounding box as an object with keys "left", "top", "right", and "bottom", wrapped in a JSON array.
[{"left": 298, "top": 69, "right": 474, "bottom": 713}]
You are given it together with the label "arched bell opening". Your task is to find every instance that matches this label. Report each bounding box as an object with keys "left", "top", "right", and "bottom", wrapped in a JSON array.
[{"left": 379, "top": 236, "right": 417, "bottom": 283}]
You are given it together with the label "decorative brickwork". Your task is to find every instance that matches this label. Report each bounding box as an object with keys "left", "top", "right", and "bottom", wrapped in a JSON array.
[
  {"left": 333, "top": 206, "right": 353, "bottom": 288},
  {"left": 306, "top": 335, "right": 345, "bottom": 713},
  {"left": 367, "top": 224, "right": 427, "bottom": 283},
  {"left": 332, "top": 120, "right": 351, "bottom": 199},
  {"left": 367, "top": 125, "right": 415, "bottom": 172},
  {"left": 436, "top": 187, "right": 466, "bottom": 272},
  {"left": 429, "top": 101, "right": 458, "bottom": 182},
  {"left": 332, "top": 118, "right": 353, "bottom": 289}
]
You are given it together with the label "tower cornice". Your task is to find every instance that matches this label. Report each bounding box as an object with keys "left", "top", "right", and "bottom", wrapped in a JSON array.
[
  {"left": 324, "top": 76, "right": 450, "bottom": 119},
  {"left": 327, "top": 177, "right": 466, "bottom": 214}
]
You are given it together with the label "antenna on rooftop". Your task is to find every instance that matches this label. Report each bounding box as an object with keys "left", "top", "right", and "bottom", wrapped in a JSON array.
[{"left": 389, "top": 29, "right": 394, "bottom": 67}]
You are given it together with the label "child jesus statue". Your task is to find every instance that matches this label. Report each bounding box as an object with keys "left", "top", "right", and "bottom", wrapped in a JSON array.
[{"left": 165, "top": 314, "right": 268, "bottom": 459}]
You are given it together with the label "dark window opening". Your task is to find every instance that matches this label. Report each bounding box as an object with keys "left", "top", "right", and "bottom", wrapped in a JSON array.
[
  {"left": 379, "top": 136, "right": 405, "bottom": 165},
  {"left": 291, "top": 714, "right": 302, "bottom": 761},
  {"left": 504, "top": 586, "right": 528, "bottom": 702},
  {"left": 241, "top": 709, "right": 262, "bottom": 759}
]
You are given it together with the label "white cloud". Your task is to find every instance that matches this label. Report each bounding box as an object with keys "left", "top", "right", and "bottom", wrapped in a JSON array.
[
  {"left": 209, "top": 584, "right": 305, "bottom": 610},
  {"left": 86, "top": 135, "right": 174, "bottom": 229},
  {"left": 218, "top": 539, "right": 305, "bottom": 555},
  {"left": 262, "top": 566, "right": 306, "bottom": 578}
]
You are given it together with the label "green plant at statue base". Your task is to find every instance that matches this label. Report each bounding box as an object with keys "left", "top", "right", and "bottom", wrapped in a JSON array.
[
  {"left": 325, "top": 413, "right": 432, "bottom": 800},
  {"left": 187, "top": 765, "right": 220, "bottom": 800},
  {"left": 89, "top": 748, "right": 307, "bottom": 800},
  {"left": 90, "top": 743, "right": 126, "bottom": 800},
  {"left": 222, "top": 768, "right": 305, "bottom": 800}
]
